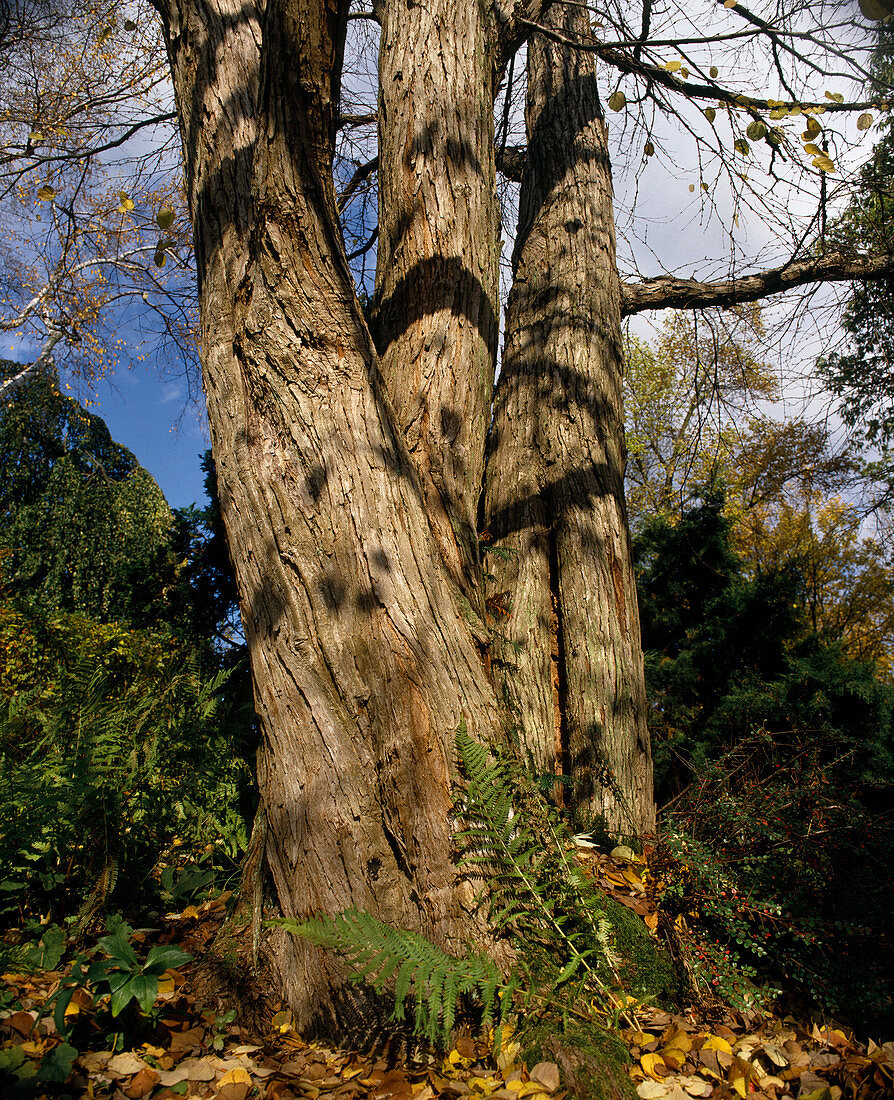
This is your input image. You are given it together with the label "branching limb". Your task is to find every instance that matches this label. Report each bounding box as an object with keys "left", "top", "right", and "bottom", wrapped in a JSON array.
[{"left": 621, "top": 251, "right": 894, "bottom": 314}]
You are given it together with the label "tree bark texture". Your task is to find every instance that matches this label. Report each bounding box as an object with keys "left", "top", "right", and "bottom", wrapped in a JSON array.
[
  {"left": 158, "top": 0, "right": 504, "bottom": 1038},
  {"left": 483, "top": 4, "right": 654, "bottom": 839},
  {"left": 370, "top": 0, "right": 501, "bottom": 621}
]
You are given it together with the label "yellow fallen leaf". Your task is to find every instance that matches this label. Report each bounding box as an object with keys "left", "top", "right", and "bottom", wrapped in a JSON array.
[
  {"left": 701, "top": 1036, "right": 733, "bottom": 1056},
  {"left": 641, "top": 1053, "right": 668, "bottom": 1081}
]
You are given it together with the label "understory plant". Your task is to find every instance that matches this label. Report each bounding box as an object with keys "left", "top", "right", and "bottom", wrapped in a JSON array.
[
  {"left": 655, "top": 730, "right": 894, "bottom": 1035},
  {"left": 0, "top": 612, "right": 251, "bottom": 925},
  {"left": 279, "top": 727, "right": 659, "bottom": 1046}
]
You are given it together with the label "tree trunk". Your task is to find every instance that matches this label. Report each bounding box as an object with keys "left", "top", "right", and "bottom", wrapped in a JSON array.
[
  {"left": 371, "top": 0, "right": 500, "bottom": 619},
  {"left": 483, "top": 5, "right": 654, "bottom": 838},
  {"left": 158, "top": 0, "right": 502, "bottom": 1038}
]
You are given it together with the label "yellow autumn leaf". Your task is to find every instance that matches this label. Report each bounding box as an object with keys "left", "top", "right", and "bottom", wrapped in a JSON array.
[
  {"left": 516, "top": 1084, "right": 549, "bottom": 1098},
  {"left": 664, "top": 60, "right": 682, "bottom": 72},
  {"left": 704, "top": 107, "right": 716, "bottom": 123},
  {"left": 702, "top": 1035, "right": 733, "bottom": 1056},
  {"left": 709, "top": 66, "right": 719, "bottom": 78},
  {"left": 36, "top": 184, "right": 56, "bottom": 201},
  {"left": 640, "top": 1052, "right": 667, "bottom": 1081},
  {"left": 824, "top": 90, "right": 845, "bottom": 102},
  {"left": 608, "top": 91, "right": 627, "bottom": 111},
  {"left": 803, "top": 143, "right": 821, "bottom": 154},
  {"left": 746, "top": 120, "right": 767, "bottom": 140},
  {"left": 812, "top": 154, "right": 835, "bottom": 172},
  {"left": 219, "top": 1069, "right": 252, "bottom": 1086},
  {"left": 858, "top": 112, "right": 874, "bottom": 129}
]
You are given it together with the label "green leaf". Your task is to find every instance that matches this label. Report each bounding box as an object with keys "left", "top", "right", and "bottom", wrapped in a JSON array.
[
  {"left": 608, "top": 90, "right": 626, "bottom": 112},
  {"left": 156, "top": 206, "right": 175, "bottom": 230},
  {"left": 52, "top": 985, "right": 76, "bottom": 1034},
  {"left": 745, "top": 120, "right": 766, "bottom": 141},
  {"left": 144, "top": 944, "right": 192, "bottom": 975},
  {"left": 110, "top": 977, "right": 136, "bottom": 1016},
  {"left": 36, "top": 1042, "right": 77, "bottom": 1083},
  {"left": 128, "top": 973, "right": 158, "bottom": 1013},
  {"left": 704, "top": 107, "right": 716, "bottom": 123},
  {"left": 97, "top": 930, "right": 138, "bottom": 968}
]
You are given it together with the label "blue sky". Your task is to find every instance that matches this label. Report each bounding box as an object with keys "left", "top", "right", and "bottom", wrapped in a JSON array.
[{"left": 88, "top": 364, "right": 210, "bottom": 510}]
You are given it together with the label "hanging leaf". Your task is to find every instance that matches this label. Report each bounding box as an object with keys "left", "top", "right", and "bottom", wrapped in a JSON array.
[
  {"left": 824, "top": 91, "right": 845, "bottom": 103},
  {"left": 156, "top": 207, "right": 175, "bottom": 230},
  {"left": 724, "top": 0, "right": 736, "bottom": 7},
  {"left": 803, "top": 116, "right": 821, "bottom": 135},
  {"left": 97, "top": 25, "right": 113, "bottom": 44},
  {"left": 608, "top": 91, "right": 627, "bottom": 112},
  {"left": 123, "top": 19, "right": 137, "bottom": 30},
  {"left": 154, "top": 250, "right": 167, "bottom": 267},
  {"left": 704, "top": 107, "right": 716, "bottom": 123},
  {"left": 36, "top": 184, "right": 56, "bottom": 201},
  {"left": 770, "top": 107, "right": 787, "bottom": 119},
  {"left": 733, "top": 138, "right": 750, "bottom": 155},
  {"left": 28, "top": 131, "right": 44, "bottom": 142},
  {"left": 709, "top": 66, "right": 719, "bottom": 78},
  {"left": 680, "top": 67, "right": 689, "bottom": 78},
  {"left": 860, "top": 0, "right": 892, "bottom": 17},
  {"left": 745, "top": 120, "right": 767, "bottom": 140},
  {"left": 802, "top": 142, "right": 821, "bottom": 155},
  {"left": 644, "top": 141, "right": 655, "bottom": 156},
  {"left": 664, "top": 60, "right": 682, "bottom": 73},
  {"left": 767, "top": 127, "right": 784, "bottom": 146},
  {"left": 857, "top": 112, "right": 874, "bottom": 130},
  {"left": 812, "top": 154, "right": 835, "bottom": 172},
  {"left": 688, "top": 184, "right": 695, "bottom": 192}
]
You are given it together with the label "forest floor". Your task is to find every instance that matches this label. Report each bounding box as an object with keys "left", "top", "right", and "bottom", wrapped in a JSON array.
[{"left": 2, "top": 849, "right": 892, "bottom": 1100}]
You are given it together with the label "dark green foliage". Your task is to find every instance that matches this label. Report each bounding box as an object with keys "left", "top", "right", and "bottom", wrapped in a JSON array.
[
  {"left": 636, "top": 496, "right": 894, "bottom": 1032},
  {"left": 0, "top": 363, "right": 175, "bottom": 626},
  {"left": 634, "top": 495, "right": 894, "bottom": 804},
  {"left": 0, "top": 627, "right": 250, "bottom": 922}
]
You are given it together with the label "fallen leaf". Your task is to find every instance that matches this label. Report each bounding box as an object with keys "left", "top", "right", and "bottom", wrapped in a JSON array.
[
  {"left": 529, "top": 1064, "right": 560, "bottom": 1093},
  {"left": 124, "top": 1066, "right": 161, "bottom": 1097},
  {"left": 218, "top": 1066, "right": 252, "bottom": 1100},
  {"left": 108, "top": 1052, "right": 148, "bottom": 1077}
]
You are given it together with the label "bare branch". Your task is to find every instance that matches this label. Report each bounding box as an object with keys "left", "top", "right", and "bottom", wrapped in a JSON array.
[
  {"left": 621, "top": 251, "right": 894, "bottom": 315},
  {"left": 338, "top": 155, "right": 378, "bottom": 211}
]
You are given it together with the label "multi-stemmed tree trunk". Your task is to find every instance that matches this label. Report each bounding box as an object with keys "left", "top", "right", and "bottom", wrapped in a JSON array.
[
  {"left": 483, "top": 4, "right": 652, "bottom": 837},
  {"left": 151, "top": 0, "right": 894, "bottom": 1036}
]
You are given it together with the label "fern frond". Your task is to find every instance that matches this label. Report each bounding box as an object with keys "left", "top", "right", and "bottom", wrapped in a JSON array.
[
  {"left": 454, "top": 726, "right": 621, "bottom": 992},
  {"left": 277, "top": 909, "right": 506, "bottom": 1044}
]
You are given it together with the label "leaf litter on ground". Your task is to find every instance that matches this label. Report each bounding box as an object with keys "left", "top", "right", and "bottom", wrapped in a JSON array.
[{"left": 0, "top": 853, "right": 891, "bottom": 1099}]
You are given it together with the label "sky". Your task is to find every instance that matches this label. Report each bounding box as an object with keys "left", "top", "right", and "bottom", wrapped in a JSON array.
[{"left": 88, "top": 365, "right": 210, "bottom": 511}]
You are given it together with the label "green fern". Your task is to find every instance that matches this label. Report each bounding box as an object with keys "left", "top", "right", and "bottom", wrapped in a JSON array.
[
  {"left": 454, "top": 727, "right": 620, "bottom": 995},
  {"left": 278, "top": 909, "right": 508, "bottom": 1044}
]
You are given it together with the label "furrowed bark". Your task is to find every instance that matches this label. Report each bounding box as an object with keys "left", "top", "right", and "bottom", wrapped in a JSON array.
[
  {"left": 483, "top": 5, "right": 654, "bottom": 839},
  {"left": 158, "top": 0, "right": 502, "bottom": 1038},
  {"left": 370, "top": 0, "right": 500, "bottom": 620}
]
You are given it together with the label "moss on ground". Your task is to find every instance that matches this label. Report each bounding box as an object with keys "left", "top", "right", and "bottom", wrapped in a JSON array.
[
  {"left": 522, "top": 1020, "right": 637, "bottom": 1100},
  {"left": 601, "top": 894, "right": 682, "bottom": 1007}
]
